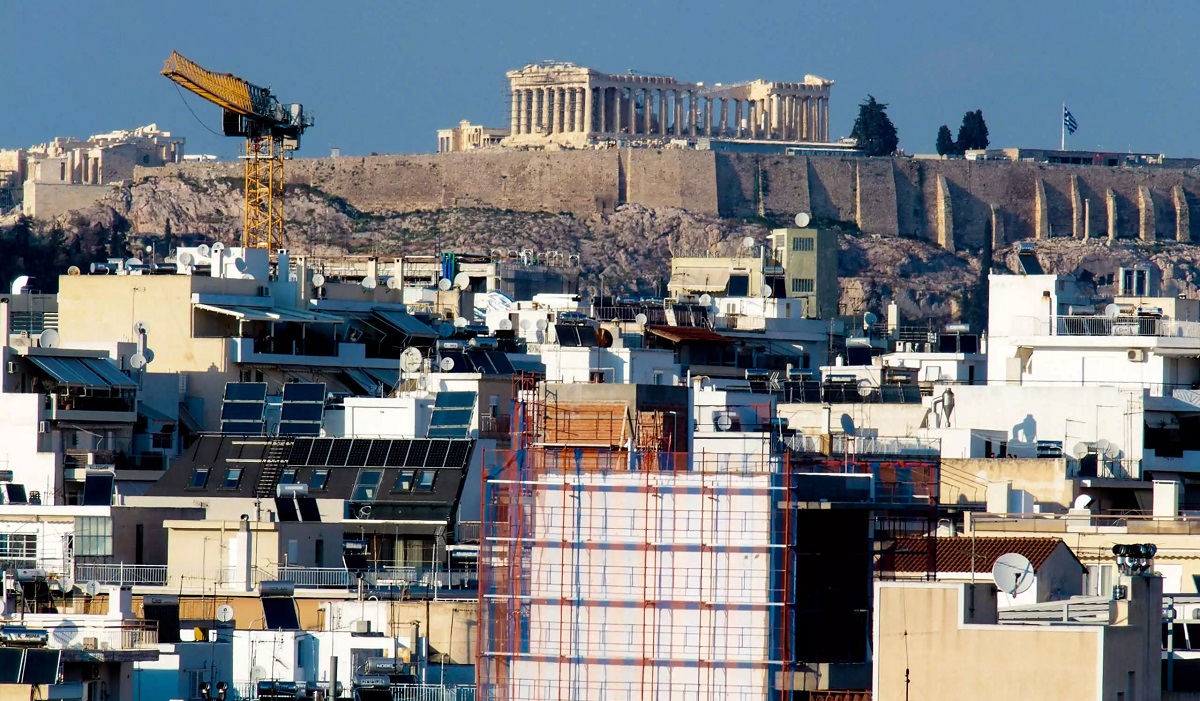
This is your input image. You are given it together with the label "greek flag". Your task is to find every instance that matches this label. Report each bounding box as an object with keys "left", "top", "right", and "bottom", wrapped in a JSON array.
[{"left": 1064, "top": 106, "right": 1078, "bottom": 134}]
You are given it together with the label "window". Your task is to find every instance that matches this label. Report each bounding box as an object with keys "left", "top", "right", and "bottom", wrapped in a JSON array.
[
  {"left": 0, "top": 533, "right": 36, "bottom": 560},
  {"left": 791, "top": 236, "right": 814, "bottom": 252},
  {"left": 791, "top": 278, "right": 815, "bottom": 293},
  {"left": 222, "top": 468, "right": 244, "bottom": 489},
  {"left": 189, "top": 468, "right": 210, "bottom": 489},
  {"left": 309, "top": 469, "right": 330, "bottom": 491},
  {"left": 278, "top": 469, "right": 297, "bottom": 485},
  {"left": 414, "top": 471, "right": 436, "bottom": 492},
  {"left": 75, "top": 516, "right": 113, "bottom": 557},
  {"left": 727, "top": 274, "right": 750, "bottom": 297},
  {"left": 352, "top": 470, "right": 383, "bottom": 502},
  {"left": 394, "top": 470, "right": 415, "bottom": 492}
]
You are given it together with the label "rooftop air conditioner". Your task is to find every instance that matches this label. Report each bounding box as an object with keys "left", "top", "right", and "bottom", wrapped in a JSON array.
[
  {"left": 82, "top": 637, "right": 98, "bottom": 650},
  {"left": 352, "top": 620, "right": 372, "bottom": 634},
  {"left": 1127, "top": 349, "right": 1146, "bottom": 362}
]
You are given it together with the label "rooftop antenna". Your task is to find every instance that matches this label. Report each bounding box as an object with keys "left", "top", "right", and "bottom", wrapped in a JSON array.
[
  {"left": 453, "top": 272, "right": 471, "bottom": 291},
  {"left": 1104, "top": 303, "right": 1122, "bottom": 319},
  {"left": 741, "top": 236, "right": 755, "bottom": 251},
  {"left": 991, "top": 552, "right": 1035, "bottom": 597},
  {"left": 863, "top": 311, "right": 879, "bottom": 330},
  {"left": 794, "top": 212, "right": 811, "bottom": 228},
  {"left": 39, "top": 329, "right": 60, "bottom": 349},
  {"left": 437, "top": 278, "right": 453, "bottom": 292},
  {"left": 400, "top": 347, "right": 424, "bottom": 374},
  {"left": 361, "top": 276, "right": 378, "bottom": 292}
]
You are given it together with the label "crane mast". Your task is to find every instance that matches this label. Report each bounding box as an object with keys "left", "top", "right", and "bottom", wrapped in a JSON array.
[{"left": 162, "top": 51, "right": 312, "bottom": 254}]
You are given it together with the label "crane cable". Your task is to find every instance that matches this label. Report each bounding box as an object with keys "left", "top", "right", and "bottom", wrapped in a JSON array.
[{"left": 173, "top": 83, "right": 224, "bottom": 137}]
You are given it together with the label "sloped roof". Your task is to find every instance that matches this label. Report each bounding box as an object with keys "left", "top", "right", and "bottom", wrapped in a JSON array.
[
  {"left": 883, "top": 536, "right": 1081, "bottom": 574},
  {"left": 644, "top": 325, "right": 733, "bottom": 344}
]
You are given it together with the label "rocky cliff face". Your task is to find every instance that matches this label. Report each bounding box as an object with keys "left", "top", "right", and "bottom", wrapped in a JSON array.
[{"left": 12, "top": 172, "right": 1200, "bottom": 325}]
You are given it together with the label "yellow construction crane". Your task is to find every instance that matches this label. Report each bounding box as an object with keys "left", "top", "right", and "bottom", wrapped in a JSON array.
[{"left": 162, "top": 51, "right": 313, "bottom": 254}]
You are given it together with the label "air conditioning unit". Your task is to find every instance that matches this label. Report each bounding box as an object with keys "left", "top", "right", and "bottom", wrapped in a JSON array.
[
  {"left": 1127, "top": 349, "right": 1146, "bottom": 362},
  {"left": 258, "top": 285, "right": 271, "bottom": 297},
  {"left": 82, "top": 637, "right": 98, "bottom": 650},
  {"left": 352, "top": 620, "right": 372, "bottom": 634},
  {"left": 6, "top": 361, "right": 15, "bottom": 374}
]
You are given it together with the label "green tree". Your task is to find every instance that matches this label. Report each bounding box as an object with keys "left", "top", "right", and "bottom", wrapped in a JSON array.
[
  {"left": 956, "top": 109, "right": 990, "bottom": 151},
  {"left": 850, "top": 95, "right": 899, "bottom": 157},
  {"left": 936, "top": 125, "right": 956, "bottom": 156}
]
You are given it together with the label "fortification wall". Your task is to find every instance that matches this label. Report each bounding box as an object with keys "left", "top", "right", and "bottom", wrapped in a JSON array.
[{"left": 139, "top": 151, "right": 1200, "bottom": 248}]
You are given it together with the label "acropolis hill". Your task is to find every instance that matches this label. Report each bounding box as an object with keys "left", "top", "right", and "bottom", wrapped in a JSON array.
[{"left": 142, "top": 149, "right": 1200, "bottom": 249}]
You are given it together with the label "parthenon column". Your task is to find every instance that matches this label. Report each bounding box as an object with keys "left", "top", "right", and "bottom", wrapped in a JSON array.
[
  {"left": 541, "top": 88, "right": 551, "bottom": 133},
  {"left": 510, "top": 91, "right": 519, "bottom": 135},
  {"left": 821, "top": 97, "right": 829, "bottom": 141},
  {"left": 719, "top": 99, "right": 729, "bottom": 137},
  {"left": 643, "top": 89, "right": 653, "bottom": 134},
  {"left": 556, "top": 88, "right": 566, "bottom": 133},
  {"left": 787, "top": 96, "right": 797, "bottom": 140},
  {"left": 626, "top": 87, "right": 635, "bottom": 134},
  {"left": 584, "top": 86, "right": 594, "bottom": 133},
  {"left": 734, "top": 100, "right": 743, "bottom": 137},
  {"left": 659, "top": 90, "right": 668, "bottom": 136},
  {"left": 687, "top": 92, "right": 696, "bottom": 137}
]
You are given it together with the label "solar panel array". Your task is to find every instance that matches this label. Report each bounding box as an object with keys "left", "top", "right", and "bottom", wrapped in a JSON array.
[
  {"left": 436, "top": 350, "right": 516, "bottom": 375},
  {"left": 428, "top": 391, "right": 476, "bottom": 439},
  {"left": 278, "top": 382, "right": 326, "bottom": 436},
  {"left": 220, "top": 382, "right": 267, "bottom": 435},
  {"left": 82, "top": 472, "right": 115, "bottom": 506},
  {"left": 0, "top": 648, "right": 60, "bottom": 684},
  {"left": 555, "top": 324, "right": 599, "bottom": 347},
  {"left": 286, "top": 438, "right": 474, "bottom": 470}
]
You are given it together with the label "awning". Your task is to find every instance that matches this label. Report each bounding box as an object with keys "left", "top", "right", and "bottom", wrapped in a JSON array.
[
  {"left": 28, "top": 356, "right": 136, "bottom": 389},
  {"left": 194, "top": 303, "right": 343, "bottom": 324},
  {"left": 342, "top": 368, "right": 378, "bottom": 395},
  {"left": 343, "top": 367, "right": 401, "bottom": 395},
  {"left": 373, "top": 309, "right": 437, "bottom": 338},
  {"left": 668, "top": 268, "right": 731, "bottom": 293},
  {"left": 178, "top": 403, "right": 203, "bottom": 433},
  {"left": 645, "top": 325, "right": 733, "bottom": 344}
]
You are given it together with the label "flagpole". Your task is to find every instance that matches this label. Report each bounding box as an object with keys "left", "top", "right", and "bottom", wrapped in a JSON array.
[{"left": 1061, "top": 102, "right": 1065, "bottom": 151}]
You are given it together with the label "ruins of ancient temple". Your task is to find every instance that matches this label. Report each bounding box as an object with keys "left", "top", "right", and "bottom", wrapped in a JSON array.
[{"left": 501, "top": 62, "right": 833, "bottom": 150}]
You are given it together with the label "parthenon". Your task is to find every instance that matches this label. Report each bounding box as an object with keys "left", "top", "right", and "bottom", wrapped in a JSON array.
[{"left": 501, "top": 62, "right": 833, "bottom": 150}]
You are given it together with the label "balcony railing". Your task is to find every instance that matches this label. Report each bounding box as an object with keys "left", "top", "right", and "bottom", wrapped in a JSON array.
[
  {"left": 74, "top": 563, "right": 167, "bottom": 586},
  {"left": 478, "top": 414, "right": 511, "bottom": 440},
  {"left": 831, "top": 435, "right": 941, "bottom": 457},
  {"left": 45, "top": 622, "right": 159, "bottom": 650},
  {"left": 275, "top": 566, "right": 477, "bottom": 591},
  {"left": 1055, "top": 315, "right": 1200, "bottom": 340}
]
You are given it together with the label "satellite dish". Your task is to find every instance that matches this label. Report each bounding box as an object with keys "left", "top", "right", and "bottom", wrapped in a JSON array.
[
  {"left": 760, "top": 284, "right": 773, "bottom": 298},
  {"left": 361, "top": 277, "right": 378, "bottom": 291},
  {"left": 1072, "top": 442, "right": 1092, "bottom": 460},
  {"left": 437, "top": 322, "right": 454, "bottom": 338},
  {"left": 634, "top": 313, "right": 648, "bottom": 325},
  {"left": 400, "top": 347, "right": 424, "bottom": 373},
  {"left": 143, "top": 348, "right": 155, "bottom": 363},
  {"left": 133, "top": 321, "right": 148, "bottom": 336},
  {"left": 196, "top": 244, "right": 211, "bottom": 258},
  {"left": 439, "top": 357, "right": 456, "bottom": 371},
  {"left": 498, "top": 318, "right": 513, "bottom": 331},
  {"left": 126, "top": 258, "right": 143, "bottom": 269},
  {"left": 453, "top": 272, "right": 471, "bottom": 289},
  {"left": 1104, "top": 303, "right": 1121, "bottom": 319},
  {"left": 453, "top": 316, "right": 468, "bottom": 328},
  {"left": 210, "top": 242, "right": 225, "bottom": 256},
  {"left": 357, "top": 505, "right": 372, "bottom": 519},
  {"left": 129, "top": 353, "right": 148, "bottom": 370},
  {"left": 177, "top": 252, "right": 194, "bottom": 267},
  {"left": 1096, "top": 438, "right": 1118, "bottom": 458},
  {"left": 794, "top": 212, "right": 812, "bottom": 228},
  {"left": 741, "top": 236, "right": 756, "bottom": 251},
  {"left": 216, "top": 604, "right": 234, "bottom": 623},
  {"left": 863, "top": 312, "right": 878, "bottom": 329},
  {"left": 84, "top": 581, "right": 100, "bottom": 597},
  {"left": 39, "top": 329, "right": 60, "bottom": 349},
  {"left": 519, "top": 319, "right": 533, "bottom": 331},
  {"left": 535, "top": 318, "right": 548, "bottom": 331},
  {"left": 233, "top": 258, "right": 248, "bottom": 273},
  {"left": 386, "top": 276, "right": 400, "bottom": 290},
  {"left": 1073, "top": 494, "right": 1094, "bottom": 511},
  {"left": 715, "top": 413, "right": 734, "bottom": 431},
  {"left": 437, "top": 278, "right": 453, "bottom": 292},
  {"left": 311, "top": 273, "right": 326, "bottom": 288},
  {"left": 67, "top": 265, "right": 82, "bottom": 276},
  {"left": 991, "top": 552, "right": 1035, "bottom": 596},
  {"left": 856, "top": 379, "right": 873, "bottom": 398},
  {"left": 699, "top": 293, "right": 713, "bottom": 306}
]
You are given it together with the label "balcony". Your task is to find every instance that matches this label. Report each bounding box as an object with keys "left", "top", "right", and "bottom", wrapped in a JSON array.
[
  {"left": 8, "top": 620, "right": 160, "bottom": 662},
  {"left": 74, "top": 563, "right": 168, "bottom": 586},
  {"left": 1055, "top": 315, "right": 1200, "bottom": 340},
  {"left": 275, "top": 566, "right": 477, "bottom": 595},
  {"left": 45, "top": 392, "right": 136, "bottom": 423},
  {"left": 479, "top": 414, "right": 511, "bottom": 440}
]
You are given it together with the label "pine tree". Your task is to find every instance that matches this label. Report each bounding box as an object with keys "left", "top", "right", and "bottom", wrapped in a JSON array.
[
  {"left": 936, "top": 125, "right": 956, "bottom": 156},
  {"left": 850, "top": 95, "right": 899, "bottom": 157},
  {"left": 956, "top": 110, "right": 990, "bottom": 152}
]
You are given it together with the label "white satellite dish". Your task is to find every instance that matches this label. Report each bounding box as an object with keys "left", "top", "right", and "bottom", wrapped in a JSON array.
[
  {"left": 312, "top": 273, "right": 326, "bottom": 288},
  {"left": 196, "top": 244, "right": 211, "bottom": 258},
  {"left": 1096, "top": 438, "right": 1118, "bottom": 458},
  {"left": 216, "top": 604, "right": 235, "bottom": 623},
  {"left": 634, "top": 313, "right": 648, "bottom": 325},
  {"left": 1072, "top": 442, "right": 1092, "bottom": 460},
  {"left": 128, "top": 353, "right": 147, "bottom": 370},
  {"left": 439, "top": 357, "right": 456, "bottom": 371},
  {"left": 519, "top": 319, "right": 532, "bottom": 331},
  {"left": 535, "top": 318, "right": 548, "bottom": 331},
  {"left": 1104, "top": 303, "right": 1121, "bottom": 319},
  {"left": 991, "top": 552, "right": 1035, "bottom": 596},
  {"left": 715, "top": 413, "right": 734, "bottom": 431},
  {"left": 1073, "top": 494, "right": 1094, "bottom": 511},
  {"left": 210, "top": 242, "right": 225, "bottom": 256},
  {"left": 699, "top": 293, "right": 713, "bottom": 306},
  {"left": 741, "top": 236, "right": 756, "bottom": 251},
  {"left": 361, "top": 277, "right": 378, "bottom": 291},
  {"left": 133, "top": 321, "right": 148, "bottom": 336},
  {"left": 498, "top": 318, "right": 513, "bottom": 331},
  {"left": 794, "top": 212, "right": 812, "bottom": 228},
  {"left": 84, "top": 581, "right": 100, "bottom": 597},
  {"left": 39, "top": 329, "right": 60, "bottom": 349},
  {"left": 863, "top": 311, "right": 878, "bottom": 329},
  {"left": 233, "top": 258, "right": 248, "bottom": 273},
  {"left": 386, "top": 276, "right": 400, "bottom": 290},
  {"left": 437, "top": 278, "right": 453, "bottom": 292},
  {"left": 453, "top": 272, "right": 471, "bottom": 290},
  {"left": 400, "top": 347, "right": 424, "bottom": 373},
  {"left": 453, "top": 316, "right": 468, "bottom": 328},
  {"left": 760, "top": 284, "right": 773, "bottom": 298},
  {"left": 856, "top": 379, "right": 874, "bottom": 398},
  {"left": 177, "top": 252, "right": 194, "bottom": 267},
  {"left": 437, "top": 322, "right": 454, "bottom": 338},
  {"left": 126, "top": 258, "right": 143, "bottom": 269}
]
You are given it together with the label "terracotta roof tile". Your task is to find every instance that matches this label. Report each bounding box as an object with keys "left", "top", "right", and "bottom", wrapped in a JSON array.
[
  {"left": 882, "top": 536, "right": 1079, "bottom": 574},
  {"left": 644, "top": 325, "right": 733, "bottom": 344}
]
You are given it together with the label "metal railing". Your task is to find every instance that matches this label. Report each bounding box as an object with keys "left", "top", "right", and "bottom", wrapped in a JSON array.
[
  {"left": 972, "top": 512, "right": 1200, "bottom": 535},
  {"left": 831, "top": 435, "right": 942, "bottom": 457},
  {"left": 46, "top": 622, "right": 159, "bottom": 650},
  {"left": 998, "top": 596, "right": 1113, "bottom": 624},
  {"left": 74, "top": 563, "right": 167, "bottom": 586},
  {"left": 455, "top": 521, "right": 481, "bottom": 542},
  {"left": 1056, "top": 315, "right": 1200, "bottom": 340},
  {"left": 225, "top": 682, "right": 476, "bottom": 701}
]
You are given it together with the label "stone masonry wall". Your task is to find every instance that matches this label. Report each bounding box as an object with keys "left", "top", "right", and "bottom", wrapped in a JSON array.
[{"left": 139, "top": 151, "right": 1200, "bottom": 248}]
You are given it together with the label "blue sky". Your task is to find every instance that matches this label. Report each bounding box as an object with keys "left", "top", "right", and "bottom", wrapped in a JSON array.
[{"left": 3, "top": 1, "right": 1196, "bottom": 159}]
